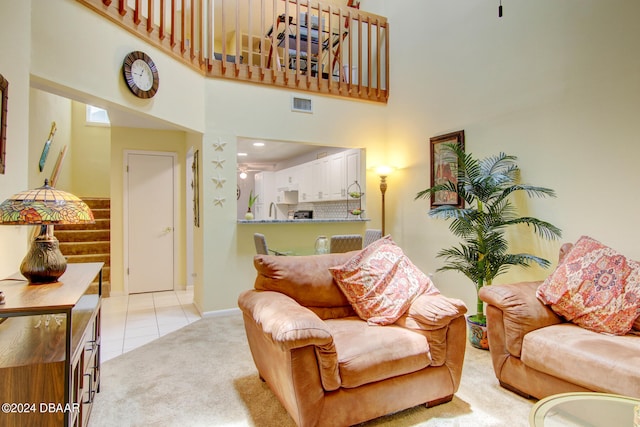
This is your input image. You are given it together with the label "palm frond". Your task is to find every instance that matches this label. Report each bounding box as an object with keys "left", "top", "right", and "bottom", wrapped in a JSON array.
[{"left": 501, "top": 217, "right": 563, "bottom": 240}]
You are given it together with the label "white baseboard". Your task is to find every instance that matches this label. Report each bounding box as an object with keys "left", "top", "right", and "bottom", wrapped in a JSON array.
[{"left": 200, "top": 307, "right": 241, "bottom": 318}]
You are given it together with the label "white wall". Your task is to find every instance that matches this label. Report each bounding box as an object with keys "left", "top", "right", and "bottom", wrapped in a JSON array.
[
  {"left": 369, "top": 0, "right": 640, "bottom": 310},
  {"left": 199, "top": 78, "right": 387, "bottom": 313},
  {"left": 0, "top": 0, "right": 31, "bottom": 277},
  {"left": 30, "top": 0, "right": 205, "bottom": 134}
]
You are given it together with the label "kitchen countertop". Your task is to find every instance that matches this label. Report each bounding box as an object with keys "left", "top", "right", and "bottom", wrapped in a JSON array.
[{"left": 238, "top": 218, "right": 370, "bottom": 224}]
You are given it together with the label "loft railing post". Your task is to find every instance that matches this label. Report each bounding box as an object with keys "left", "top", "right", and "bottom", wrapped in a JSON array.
[
  {"left": 247, "top": 0, "right": 253, "bottom": 77},
  {"left": 259, "top": 0, "right": 265, "bottom": 79},
  {"left": 207, "top": 0, "right": 213, "bottom": 69},
  {"left": 376, "top": 18, "right": 381, "bottom": 99},
  {"left": 190, "top": 0, "right": 195, "bottom": 59},
  {"left": 199, "top": 0, "right": 205, "bottom": 66},
  {"left": 234, "top": 0, "right": 240, "bottom": 74},
  {"left": 357, "top": 13, "right": 362, "bottom": 95},
  {"left": 347, "top": 9, "right": 352, "bottom": 92},
  {"left": 366, "top": 15, "right": 371, "bottom": 97},
  {"left": 147, "top": 0, "right": 154, "bottom": 32},
  {"left": 134, "top": 0, "right": 141, "bottom": 24},
  {"left": 159, "top": 0, "right": 166, "bottom": 39},
  {"left": 171, "top": 0, "right": 176, "bottom": 47},
  {"left": 315, "top": 1, "right": 322, "bottom": 88},
  {"left": 385, "top": 22, "right": 389, "bottom": 100}
]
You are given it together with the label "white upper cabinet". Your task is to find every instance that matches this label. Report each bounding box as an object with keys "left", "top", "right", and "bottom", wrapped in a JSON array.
[
  {"left": 254, "top": 171, "right": 276, "bottom": 219},
  {"left": 329, "top": 152, "right": 346, "bottom": 200},
  {"left": 345, "top": 149, "right": 362, "bottom": 190},
  {"left": 271, "top": 149, "right": 364, "bottom": 204}
]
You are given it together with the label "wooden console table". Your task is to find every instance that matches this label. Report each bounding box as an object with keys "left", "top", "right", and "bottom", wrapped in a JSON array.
[{"left": 0, "top": 262, "right": 104, "bottom": 427}]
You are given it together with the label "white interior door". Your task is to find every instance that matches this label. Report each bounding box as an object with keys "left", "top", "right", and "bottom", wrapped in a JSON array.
[{"left": 125, "top": 151, "right": 176, "bottom": 294}]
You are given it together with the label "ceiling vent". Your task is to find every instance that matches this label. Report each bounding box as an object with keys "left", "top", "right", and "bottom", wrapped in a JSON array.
[{"left": 291, "top": 96, "right": 313, "bottom": 113}]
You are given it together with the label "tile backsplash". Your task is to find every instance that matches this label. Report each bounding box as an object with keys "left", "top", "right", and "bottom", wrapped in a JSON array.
[{"left": 296, "top": 200, "right": 365, "bottom": 219}]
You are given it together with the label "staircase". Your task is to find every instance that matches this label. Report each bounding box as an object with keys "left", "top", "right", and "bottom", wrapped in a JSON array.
[{"left": 55, "top": 198, "right": 111, "bottom": 297}]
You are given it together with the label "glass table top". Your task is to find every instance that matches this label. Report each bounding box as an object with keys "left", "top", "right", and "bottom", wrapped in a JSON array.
[{"left": 530, "top": 392, "right": 640, "bottom": 427}]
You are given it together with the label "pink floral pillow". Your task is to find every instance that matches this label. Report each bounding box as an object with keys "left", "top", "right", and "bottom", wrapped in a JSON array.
[
  {"left": 329, "top": 236, "right": 439, "bottom": 325},
  {"left": 537, "top": 236, "right": 640, "bottom": 335}
]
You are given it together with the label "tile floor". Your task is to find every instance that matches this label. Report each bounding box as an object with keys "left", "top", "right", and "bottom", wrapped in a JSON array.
[{"left": 100, "top": 288, "right": 201, "bottom": 362}]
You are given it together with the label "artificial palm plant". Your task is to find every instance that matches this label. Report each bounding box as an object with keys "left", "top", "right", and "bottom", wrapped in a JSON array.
[{"left": 416, "top": 144, "right": 562, "bottom": 326}]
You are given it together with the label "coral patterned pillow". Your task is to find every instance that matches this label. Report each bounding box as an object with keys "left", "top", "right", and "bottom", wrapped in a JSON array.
[
  {"left": 536, "top": 236, "right": 640, "bottom": 335},
  {"left": 329, "top": 236, "right": 438, "bottom": 325}
]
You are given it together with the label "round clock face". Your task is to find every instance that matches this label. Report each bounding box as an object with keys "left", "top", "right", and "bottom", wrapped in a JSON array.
[
  {"left": 122, "top": 51, "right": 159, "bottom": 99},
  {"left": 131, "top": 59, "right": 154, "bottom": 91}
]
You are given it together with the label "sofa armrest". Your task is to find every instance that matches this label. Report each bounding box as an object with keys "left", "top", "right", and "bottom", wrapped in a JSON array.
[
  {"left": 238, "top": 289, "right": 334, "bottom": 350},
  {"left": 397, "top": 293, "right": 467, "bottom": 331},
  {"left": 238, "top": 289, "right": 341, "bottom": 392},
  {"left": 479, "top": 281, "right": 563, "bottom": 357}
]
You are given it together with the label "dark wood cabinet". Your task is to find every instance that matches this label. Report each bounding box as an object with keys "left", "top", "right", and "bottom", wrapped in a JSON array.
[{"left": 0, "top": 263, "right": 103, "bottom": 427}]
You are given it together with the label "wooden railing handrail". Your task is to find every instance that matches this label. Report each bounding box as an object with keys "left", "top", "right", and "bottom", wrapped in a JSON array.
[{"left": 76, "top": 0, "right": 389, "bottom": 103}]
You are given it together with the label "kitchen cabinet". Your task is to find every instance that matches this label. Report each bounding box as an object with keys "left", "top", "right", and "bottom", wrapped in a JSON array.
[
  {"left": 254, "top": 171, "right": 275, "bottom": 220},
  {"left": 275, "top": 166, "right": 300, "bottom": 192},
  {"left": 311, "top": 157, "right": 330, "bottom": 201},
  {"left": 329, "top": 152, "right": 346, "bottom": 200},
  {"left": 345, "top": 149, "right": 362, "bottom": 189},
  {"left": 298, "top": 164, "right": 313, "bottom": 202}
]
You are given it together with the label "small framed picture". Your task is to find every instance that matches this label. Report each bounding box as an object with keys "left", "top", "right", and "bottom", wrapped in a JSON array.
[{"left": 430, "top": 130, "right": 465, "bottom": 208}]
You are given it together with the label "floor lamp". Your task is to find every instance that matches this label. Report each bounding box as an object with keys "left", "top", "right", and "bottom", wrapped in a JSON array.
[{"left": 376, "top": 166, "right": 393, "bottom": 236}]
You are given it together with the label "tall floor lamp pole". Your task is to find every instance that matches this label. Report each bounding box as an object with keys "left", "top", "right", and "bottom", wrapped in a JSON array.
[
  {"left": 376, "top": 166, "right": 393, "bottom": 236},
  {"left": 379, "top": 174, "right": 387, "bottom": 236}
]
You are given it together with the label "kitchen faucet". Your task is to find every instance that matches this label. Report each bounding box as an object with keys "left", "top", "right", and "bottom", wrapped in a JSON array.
[{"left": 269, "top": 202, "right": 277, "bottom": 219}]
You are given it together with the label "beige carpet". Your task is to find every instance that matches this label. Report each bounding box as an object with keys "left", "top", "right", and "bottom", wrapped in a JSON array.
[{"left": 88, "top": 312, "right": 534, "bottom": 427}]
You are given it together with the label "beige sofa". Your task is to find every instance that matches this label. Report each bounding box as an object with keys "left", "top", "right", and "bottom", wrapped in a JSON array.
[
  {"left": 479, "top": 244, "right": 640, "bottom": 399},
  {"left": 238, "top": 252, "right": 467, "bottom": 427}
]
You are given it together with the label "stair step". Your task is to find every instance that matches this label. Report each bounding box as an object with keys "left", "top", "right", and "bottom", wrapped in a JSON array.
[
  {"left": 56, "top": 229, "right": 110, "bottom": 242},
  {"left": 89, "top": 208, "right": 110, "bottom": 220},
  {"left": 59, "top": 241, "right": 110, "bottom": 255},
  {"left": 66, "top": 254, "right": 110, "bottom": 265},
  {"left": 56, "top": 219, "right": 110, "bottom": 231},
  {"left": 59, "top": 197, "right": 111, "bottom": 298},
  {"left": 81, "top": 198, "right": 111, "bottom": 210}
]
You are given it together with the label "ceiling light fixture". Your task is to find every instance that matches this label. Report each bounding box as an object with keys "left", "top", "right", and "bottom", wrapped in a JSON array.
[{"left": 252, "top": 142, "right": 265, "bottom": 147}]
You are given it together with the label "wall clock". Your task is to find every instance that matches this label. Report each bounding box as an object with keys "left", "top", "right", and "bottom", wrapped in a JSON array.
[{"left": 122, "top": 51, "right": 159, "bottom": 99}]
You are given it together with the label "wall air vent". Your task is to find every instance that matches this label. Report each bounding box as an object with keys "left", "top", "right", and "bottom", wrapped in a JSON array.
[{"left": 291, "top": 96, "right": 313, "bottom": 113}]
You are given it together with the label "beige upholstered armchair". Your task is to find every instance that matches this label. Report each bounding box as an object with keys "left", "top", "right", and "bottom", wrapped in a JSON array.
[{"left": 238, "top": 245, "right": 468, "bottom": 427}]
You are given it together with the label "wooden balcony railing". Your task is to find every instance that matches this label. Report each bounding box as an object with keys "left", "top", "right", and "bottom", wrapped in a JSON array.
[{"left": 76, "top": 0, "right": 389, "bottom": 102}]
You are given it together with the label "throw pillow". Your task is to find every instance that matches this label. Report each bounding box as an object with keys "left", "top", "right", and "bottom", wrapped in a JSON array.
[
  {"left": 329, "top": 236, "right": 438, "bottom": 325},
  {"left": 536, "top": 235, "right": 640, "bottom": 335}
]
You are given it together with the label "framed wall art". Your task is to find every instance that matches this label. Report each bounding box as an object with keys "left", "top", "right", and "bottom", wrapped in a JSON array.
[
  {"left": 430, "top": 130, "right": 465, "bottom": 208},
  {"left": 0, "top": 73, "right": 8, "bottom": 174}
]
